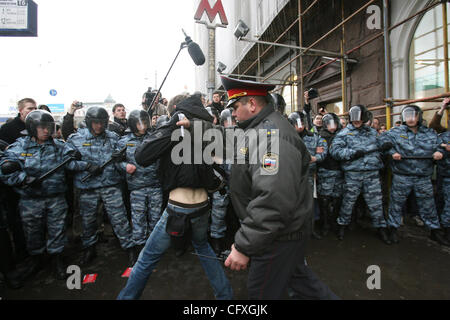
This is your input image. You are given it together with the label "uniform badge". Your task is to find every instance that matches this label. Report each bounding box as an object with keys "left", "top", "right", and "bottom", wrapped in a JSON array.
[
  {"left": 262, "top": 153, "right": 279, "bottom": 172},
  {"left": 239, "top": 147, "right": 248, "bottom": 155},
  {"left": 82, "top": 143, "right": 92, "bottom": 147}
]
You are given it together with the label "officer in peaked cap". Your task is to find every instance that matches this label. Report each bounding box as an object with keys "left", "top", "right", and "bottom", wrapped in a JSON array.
[{"left": 220, "top": 75, "right": 338, "bottom": 300}]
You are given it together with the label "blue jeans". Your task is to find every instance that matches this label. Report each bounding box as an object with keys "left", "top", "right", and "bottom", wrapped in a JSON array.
[{"left": 117, "top": 203, "right": 233, "bottom": 300}]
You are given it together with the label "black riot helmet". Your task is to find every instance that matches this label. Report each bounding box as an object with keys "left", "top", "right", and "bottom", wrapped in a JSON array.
[
  {"left": 25, "top": 110, "right": 56, "bottom": 139},
  {"left": 401, "top": 105, "right": 423, "bottom": 127},
  {"left": 270, "top": 93, "right": 286, "bottom": 115},
  {"left": 128, "top": 110, "right": 151, "bottom": 134},
  {"left": 205, "top": 106, "right": 220, "bottom": 123},
  {"left": 288, "top": 111, "right": 306, "bottom": 129},
  {"left": 155, "top": 115, "right": 170, "bottom": 129},
  {"left": 220, "top": 108, "right": 235, "bottom": 127},
  {"left": 348, "top": 105, "right": 370, "bottom": 123},
  {"left": 85, "top": 106, "right": 109, "bottom": 134},
  {"left": 322, "top": 113, "right": 341, "bottom": 132}
]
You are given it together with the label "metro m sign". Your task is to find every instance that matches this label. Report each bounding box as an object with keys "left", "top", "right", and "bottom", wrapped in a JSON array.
[{"left": 194, "top": 0, "right": 228, "bottom": 27}]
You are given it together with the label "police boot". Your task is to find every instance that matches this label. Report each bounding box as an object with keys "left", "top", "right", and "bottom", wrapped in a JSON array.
[
  {"left": 337, "top": 225, "right": 345, "bottom": 241},
  {"left": 18, "top": 254, "right": 44, "bottom": 280},
  {"left": 210, "top": 238, "right": 225, "bottom": 256},
  {"left": 52, "top": 253, "right": 67, "bottom": 280},
  {"left": 80, "top": 245, "right": 97, "bottom": 266},
  {"left": 378, "top": 228, "right": 391, "bottom": 245},
  {"left": 318, "top": 197, "right": 331, "bottom": 237},
  {"left": 430, "top": 229, "right": 450, "bottom": 246},
  {"left": 127, "top": 247, "right": 138, "bottom": 267},
  {"left": 3, "top": 269, "right": 24, "bottom": 289},
  {"left": 389, "top": 228, "right": 399, "bottom": 244}
]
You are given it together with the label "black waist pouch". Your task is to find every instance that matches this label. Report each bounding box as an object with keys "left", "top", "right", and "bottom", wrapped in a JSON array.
[{"left": 166, "top": 204, "right": 210, "bottom": 251}]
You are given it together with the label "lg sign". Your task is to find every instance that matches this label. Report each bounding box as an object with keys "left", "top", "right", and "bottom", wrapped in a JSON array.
[{"left": 194, "top": 0, "right": 228, "bottom": 26}]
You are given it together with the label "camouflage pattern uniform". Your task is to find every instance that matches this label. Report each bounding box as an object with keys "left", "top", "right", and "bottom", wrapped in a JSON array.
[
  {"left": 63, "top": 128, "right": 134, "bottom": 249},
  {"left": 117, "top": 132, "right": 163, "bottom": 246},
  {"left": 302, "top": 133, "right": 328, "bottom": 191},
  {"left": 0, "top": 137, "right": 68, "bottom": 255},
  {"left": 438, "top": 131, "right": 450, "bottom": 228},
  {"left": 330, "top": 124, "right": 387, "bottom": 228},
  {"left": 381, "top": 125, "right": 443, "bottom": 229}
]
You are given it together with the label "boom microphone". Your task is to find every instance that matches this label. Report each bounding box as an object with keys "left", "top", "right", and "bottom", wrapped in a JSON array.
[{"left": 183, "top": 29, "right": 205, "bottom": 66}]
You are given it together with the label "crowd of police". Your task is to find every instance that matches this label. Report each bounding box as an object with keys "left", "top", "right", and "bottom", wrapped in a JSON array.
[{"left": 0, "top": 86, "right": 448, "bottom": 296}]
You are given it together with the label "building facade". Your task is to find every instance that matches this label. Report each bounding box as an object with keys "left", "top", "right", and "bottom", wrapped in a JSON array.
[{"left": 194, "top": 0, "right": 449, "bottom": 128}]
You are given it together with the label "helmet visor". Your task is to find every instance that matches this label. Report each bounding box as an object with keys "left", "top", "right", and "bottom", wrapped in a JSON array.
[
  {"left": 402, "top": 109, "right": 419, "bottom": 124},
  {"left": 36, "top": 122, "right": 56, "bottom": 137},
  {"left": 349, "top": 109, "right": 362, "bottom": 122},
  {"left": 326, "top": 119, "right": 337, "bottom": 131}
]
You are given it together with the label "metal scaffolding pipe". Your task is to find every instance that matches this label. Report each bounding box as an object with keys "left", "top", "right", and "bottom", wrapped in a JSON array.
[
  {"left": 262, "top": 1, "right": 441, "bottom": 83},
  {"left": 443, "top": 2, "right": 449, "bottom": 128},
  {"left": 299, "top": 0, "right": 304, "bottom": 111},
  {"left": 303, "top": 0, "right": 377, "bottom": 55}
]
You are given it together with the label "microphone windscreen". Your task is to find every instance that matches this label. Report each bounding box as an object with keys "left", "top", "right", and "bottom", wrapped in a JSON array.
[{"left": 187, "top": 42, "right": 206, "bottom": 66}]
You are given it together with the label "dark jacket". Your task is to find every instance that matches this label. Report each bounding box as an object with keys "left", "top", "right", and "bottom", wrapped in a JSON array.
[
  {"left": 108, "top": 118, "right": 128, "bottom": 136},
  {"left": 0, "top": 115, "right": 26, "bottom": 145},
  {"left": 317, "top": 128, "right": 341, "bottom": 172},
  {"left": 207, "top": 102, "right": 224, "bottom": 113},
  {"left": 230, "top": 105, "right": 313, "bottom": 257},
  {"left": 135, "top": 96, "right": 220, "bottom": 194}
]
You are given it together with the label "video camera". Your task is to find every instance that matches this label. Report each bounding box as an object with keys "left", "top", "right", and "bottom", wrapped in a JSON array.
[{"left": 142, "top": 88, "right": 163, "bottom": 108}]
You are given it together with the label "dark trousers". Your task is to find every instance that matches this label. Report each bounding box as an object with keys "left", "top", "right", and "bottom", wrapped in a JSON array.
[{"left": 247, "top": 237, "right": 339, "bottom": 300}]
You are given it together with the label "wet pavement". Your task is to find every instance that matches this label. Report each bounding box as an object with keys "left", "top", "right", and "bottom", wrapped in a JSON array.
[{"left": 1, "top": 215, "right": 449, "bottom": 300}]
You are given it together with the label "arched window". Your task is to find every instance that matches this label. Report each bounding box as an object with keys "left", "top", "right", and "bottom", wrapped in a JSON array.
[
  {"left": 409, "top": 3, "right": 449, "bottom": 124},
  {"left": 281, "top": 74, "right": 298, "bottom": 115}
]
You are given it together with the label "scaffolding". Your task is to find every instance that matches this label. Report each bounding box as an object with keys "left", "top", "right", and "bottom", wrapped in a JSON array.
[{"left": 233, "top": 0, "right": 448, "bottom": 129}]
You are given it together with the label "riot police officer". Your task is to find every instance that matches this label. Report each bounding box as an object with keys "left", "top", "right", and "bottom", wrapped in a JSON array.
[
  {"left": 381, "top": 105, "right": 448, "bottom": 245},
  {"left": 288, "top": 111, "right": 328, "bottom": 239},
  {"left": 330, "top": 105, "right": 391, "bottom": 244},
  {"left": 63, "top": 106, "right": 137, "bottom": 266},
  {"left": 317, "top": 113, "right": 344, "bottom": 236},
  {"left": 0, "top": 110, "right": 70, "bottom": 280},
  {"left": 116, "top": 110, "right": 163, "bottom": 253}
]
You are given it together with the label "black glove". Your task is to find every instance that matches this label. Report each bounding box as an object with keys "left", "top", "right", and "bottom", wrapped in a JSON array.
[
  {"left": 380, "top": 142, "right": 393, "bottom": 152},
  {"left": 351, "top": 150, "right": 366, "bottom": 160},
  {"left": 1, "top": 161, "right": 21, "bottom": 175},
  {"left": 23, "top": 176, "right": 41, "bottom": 189},
  {"left": 111, "top": 150, "right": 126, "bottom": 162},
  {"left": 68, "top": 150, "right": 82, "bottom": 161},
  {"left": 85, "top": 163, "right": 103, "bottom": 176}
]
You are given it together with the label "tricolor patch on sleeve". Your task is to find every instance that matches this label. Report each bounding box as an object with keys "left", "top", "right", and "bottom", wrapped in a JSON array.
[{"left": 261, "top": 153, "right": 279, "bottom": 172}]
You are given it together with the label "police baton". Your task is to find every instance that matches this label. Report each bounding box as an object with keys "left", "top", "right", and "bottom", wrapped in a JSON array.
[
  {"left": 190, "top": 250, "right": 231, "bottom": 262},
  {"left": 81, "top": 146, "right": 127, "bottom": 183},
  {"left": 399, "top": 155, "right": 433, "bottom": 160},
  {"left": 38, "top": 156, "right": 77, "bottom": 181}
]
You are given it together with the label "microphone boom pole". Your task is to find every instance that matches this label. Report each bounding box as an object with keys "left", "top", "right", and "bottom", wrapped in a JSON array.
[
  {"left": 149, "top": 41, "right": 188, "bottom": 111},
  {"left": 149, "top": 29, "right": 204, "bottom": 112}
]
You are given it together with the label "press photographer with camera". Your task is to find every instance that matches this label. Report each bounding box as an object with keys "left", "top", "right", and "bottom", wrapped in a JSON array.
[
  {"left": 142, "top": 88, "right": 169, "bottom": 121},
  {"left": 61, "top": 101, "right": 84, "bottom": 140}
]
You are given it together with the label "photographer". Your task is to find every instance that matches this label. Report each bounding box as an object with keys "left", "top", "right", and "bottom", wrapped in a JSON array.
[
  {"left": 61, "top": 101, "right": 84, "bottom": 141},
  {"left": 429, "top": 98, "right": 450, "bottom": 134},
  {"left": 142, "top": 89, "right": 169, "bottom": 120}
]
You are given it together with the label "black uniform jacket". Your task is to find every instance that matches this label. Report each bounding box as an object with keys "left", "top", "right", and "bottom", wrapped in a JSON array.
[{"left": 230, "top": 105, "right": 313, "bottom": 257}]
